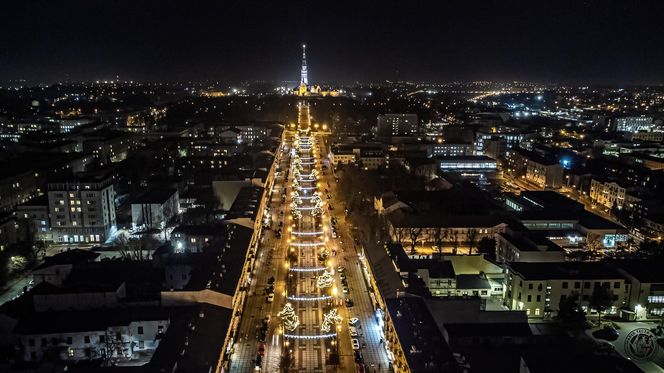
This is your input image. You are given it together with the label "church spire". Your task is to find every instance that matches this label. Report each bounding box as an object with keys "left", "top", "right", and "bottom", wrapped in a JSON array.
[{"left": 300, "top": 44, "right": 308, "bottom": 85}]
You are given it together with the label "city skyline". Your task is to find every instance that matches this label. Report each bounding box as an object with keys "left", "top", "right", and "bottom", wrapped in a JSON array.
[{"left": 2, "top": 1, "right": 664, "bottom": 85}]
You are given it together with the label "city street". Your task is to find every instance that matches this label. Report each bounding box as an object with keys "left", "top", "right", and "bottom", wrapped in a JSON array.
[{"left": 230, "top": 102, "right": 392, "bottom": 372}]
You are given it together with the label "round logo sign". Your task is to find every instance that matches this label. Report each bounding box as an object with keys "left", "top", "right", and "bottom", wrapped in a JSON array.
[{"left": 624, "top": 328, "right": 658, "bottom": 361}]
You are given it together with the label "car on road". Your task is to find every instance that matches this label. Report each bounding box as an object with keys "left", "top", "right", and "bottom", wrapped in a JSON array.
[
  {"left": 351, "top": 338, "right": 360, "bottom": 350},
  {"left": 354, "top": 350, "right": 363, "bottom": 363},
  {"left": 348, "top": 317, "right": 359, "bottom": 325},
  {"left": 595, "top": 341, "right": 615, "bottom": 354},
  {"left": 258, "top": 343, "right": 265, "bottom": 356},
  {"left": 343, "top": 286, "right": 349, "bottom": 294},
  {"left": 267, "top": 293, "right": 275, "bottom": 303},
  {"left": 349, "top": 326, "right": 358, "bottom": 337},
  {"left": 345, "top": 298, "right": 354, "bottom": 307},
  {"left": 340, "top": 273, "right": 346, "bottom": 280},
  {"left": 255, "top": 354, "right": 262, "bottom": 370},
  {"left": 593, "top": 325, "right": 619, "bottom": 341},
  {"left": 337, "top": 266, "right": 345, "bottom": 272}
]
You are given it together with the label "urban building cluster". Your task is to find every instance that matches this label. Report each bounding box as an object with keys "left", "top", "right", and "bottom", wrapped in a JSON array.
[
  {"left": 1, "top": 74, "right": 664, "bottom": 372},
  {"left": 0, "top": 84, "right": 285, "bottom": 371}
]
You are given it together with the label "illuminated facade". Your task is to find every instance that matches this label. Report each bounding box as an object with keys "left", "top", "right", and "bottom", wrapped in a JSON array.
[{"left": 293, "top": 44, "right": 340, "bottom": 97}]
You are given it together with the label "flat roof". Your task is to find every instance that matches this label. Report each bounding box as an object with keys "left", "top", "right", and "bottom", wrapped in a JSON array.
[
  {"left": 386, "top": 296, "right": 460, "bottom": 373},
  {"left": 508, "top": 261, "right": 625, "bottom": 281},
  {"left": 133, "top": 188, "right": 177, "bottom": 204}
]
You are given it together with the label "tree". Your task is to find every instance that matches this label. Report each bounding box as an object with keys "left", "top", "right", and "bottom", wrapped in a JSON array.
[
  {"left": 451, "top": 230, "right": 460, "bottom": 255},
  {"left": 585, "top": 233, "right": 603, "bottom": 255},
  {"left": 558, "top": 292, "right": 586, "bottom": 328},
  {"left": 317, "top": 270, "right": 334, "bottom": 289},
  {"left": 589, "top": 284, "right": 614, "bottom": 325},
  {"left": 432, "top": 227, "right": 448, "bottom": 255},
  {"left": 477, "top": 237, "right": 496, "bottom": 261},
  {"left": 467, "top": 228, "right": 479, "bottom": 254},
  {"left": 408, "top": 227, "right": 423, "bottom": 254},
  {"left": 278, "top": 303, "right": 300, "bottom": 331},
  {"left": 639, "top": 239, "right": 664, "bottom": 258},
  {"left": 280, "top": 349, "right": 293, "bottom": 372},
  {"left": 321, "top": 309, "right": 342, "bottom": 333}
]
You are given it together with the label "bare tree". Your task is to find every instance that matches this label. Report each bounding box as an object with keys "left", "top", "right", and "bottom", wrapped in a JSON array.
[
  {"left": 451, "top": 230, "right": 460, "bottom": 255},
  {"left": 467, "top": 228, "right": 479, "bottom": 255},
  {"left": 433, "top": 227, "right": 448, "bottom": 255},
  {"left": 408, "top": 227, "right": 423, "bottom": 254}
]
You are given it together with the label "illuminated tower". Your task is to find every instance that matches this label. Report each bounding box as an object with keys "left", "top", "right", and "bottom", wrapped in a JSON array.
[{"left": 300, "top": 44, "right": 308, "bottom": 85}]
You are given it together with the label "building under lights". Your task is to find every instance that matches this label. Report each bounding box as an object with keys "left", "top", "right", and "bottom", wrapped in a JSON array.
[{"left": 292, "top": 44, "right": 340, "bottom": 97}]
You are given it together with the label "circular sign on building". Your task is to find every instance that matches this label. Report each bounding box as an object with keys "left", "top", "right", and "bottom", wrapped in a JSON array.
[{"left": 624, "top": 328, "right": 658, "bottom": 361}]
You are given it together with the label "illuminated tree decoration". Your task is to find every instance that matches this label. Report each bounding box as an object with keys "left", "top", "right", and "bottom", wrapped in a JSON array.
[
  {"left": 321, "top": 309, "right": 342, "bottom": 333},
  {"left": 317, "top": 270, "right": 334, "bottom": 289},
  {"left": 278, "top": 302, "right": 300, "bottom": 331}
]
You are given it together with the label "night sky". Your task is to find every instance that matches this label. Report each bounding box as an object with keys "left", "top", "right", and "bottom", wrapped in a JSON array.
[{"left": 2, "top": 0, "right": 664, "bottom": 85}]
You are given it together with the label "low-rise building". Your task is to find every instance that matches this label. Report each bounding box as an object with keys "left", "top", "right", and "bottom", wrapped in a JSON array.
[
  {"left": 506, "top": 148, "right": 563, "bottom": 189},
  {"left": 495, "top": 232, "right": 565, "bottom": 263},
  {"left": 15, "top": 307, "right": 169, "bottom": 363},
  {"left": 505, "top": 261, "right": 630, "bottom": 319},
  {"left": 589, "top": 178, "right": 641, "bottom": 210},
  {"left": 131, "top": 188, "right": 179, "bottom": 230}
]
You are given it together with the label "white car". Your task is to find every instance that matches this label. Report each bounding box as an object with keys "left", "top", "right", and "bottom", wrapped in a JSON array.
[
  {"left": 342, "top": 286, "right": 349, "bottom": 294},
  {"left": 351, "top": 338, "right": 360, "bottom": 350},
  {"left": 348, "top": 317, "right": 359, "bottom": 325},
  {"left": 349, "top": 326, "right": 358, "bottom": 337},
  {"left": 267, "top": 293, "right": 275, "bottom": 303}
]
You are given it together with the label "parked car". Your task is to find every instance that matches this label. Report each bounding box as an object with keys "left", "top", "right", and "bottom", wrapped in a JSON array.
[
  {"left": 351, "top": 338, "right": 360, "bottom": 350},
  {"left": 349, "top": 326, "right": 358, "bottom": 337},
  {"left": 348, "top": 317, "right": 359, "bottom": 325},
  {"left": 345, "top": 298, "right": 354, "bottom": 307},
  {"left": 267, "top": 293, "right": 275, "bottom": 303},
  {"left": 354, "top": 350, "right": 363, "bottom": 363}
]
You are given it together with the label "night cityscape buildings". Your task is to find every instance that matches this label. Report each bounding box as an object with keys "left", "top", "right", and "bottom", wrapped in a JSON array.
[{"left": 1, "top": 1, "right": 664, "bottom": 373}]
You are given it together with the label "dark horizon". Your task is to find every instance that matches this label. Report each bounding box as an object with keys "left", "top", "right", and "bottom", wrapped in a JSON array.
[{"left": 2, "top": 0, "right": 664, "bottom": 86}]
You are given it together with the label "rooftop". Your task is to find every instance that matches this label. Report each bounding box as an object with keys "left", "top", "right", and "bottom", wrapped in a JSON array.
[
  {"left": 508, "top": 261, "right": 625, "bottom": 281},
  {"left": 14, "top": 306, "right": 170, "bottom": 335},
  {"left": 386, "top": 296, "right": 460, "bottom": 373},
  {"left": 133, "top": 188, "right": 178, "bottom": 204}
]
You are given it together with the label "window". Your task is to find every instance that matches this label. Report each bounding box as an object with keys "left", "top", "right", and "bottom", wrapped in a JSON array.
[
  {"left": 99, "top": 335, "right": 106, "bottom": 343},
  {"left": 138, "top": 326, "right": 144, "bottom": 335},
  {"left": 535, "top": 308, "right": 541, "bottom": 316},
  {"left": 84, "top": 336, "right": 90, "bottom": 344},
  {"left": 537, "top": 295, "right": 541, "bottom": 302},
  {"left": 584, "top": 282, "right": 590, "bottom": 289},
  {"left": 41, "top": 338, "right": 47, "bottom": 347},
  {"left": 574, "top": 282, "right": 580, "bottom": 289},
  {"left": 528, "top": 283, "right": 533, "bottom": 290},
  {"left": 139, "top": 340, "right": 145, "bottom": 349},
  {"left": 527, "top": 295, "right": 532, "bottom": 302},
  {"left": 562, "top": 282, "right": 568, "bottom": 289},
  {"left": 614, "top": 282, "right": 620, "bottom": 289}
]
